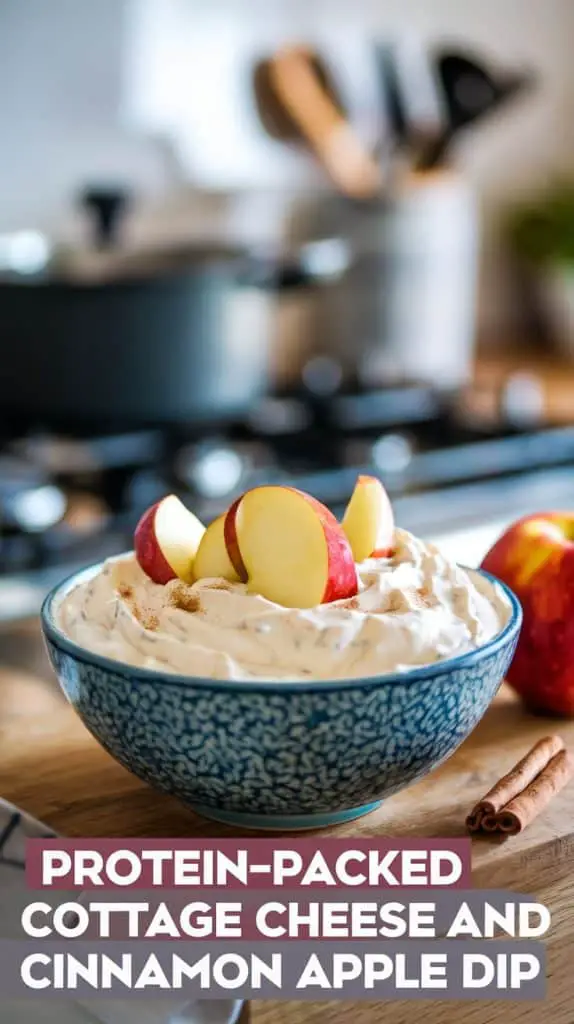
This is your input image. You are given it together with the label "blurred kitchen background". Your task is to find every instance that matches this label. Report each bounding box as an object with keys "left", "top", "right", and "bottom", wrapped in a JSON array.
[{"left": 1, "top": 0, "right": 574, "bottom": 620}]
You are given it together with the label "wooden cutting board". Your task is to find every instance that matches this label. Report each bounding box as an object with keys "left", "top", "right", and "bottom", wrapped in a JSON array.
[{"left": 2, "top": 654, "right": 574, "bottom": 1022}]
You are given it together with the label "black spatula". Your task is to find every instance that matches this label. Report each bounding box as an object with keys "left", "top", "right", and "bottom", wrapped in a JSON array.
[{"left": 417, "top": 50, "right": 535, "bottom": 169}]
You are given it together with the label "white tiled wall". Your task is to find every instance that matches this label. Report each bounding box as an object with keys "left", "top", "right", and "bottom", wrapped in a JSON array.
[{"left": 1, "top": 0, "right": 573, "bottom": 331}]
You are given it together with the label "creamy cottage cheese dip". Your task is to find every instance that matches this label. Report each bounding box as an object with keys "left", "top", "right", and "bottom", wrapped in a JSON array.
[{"left": 56, "top": 529, "right": 511, "bottom": 682}]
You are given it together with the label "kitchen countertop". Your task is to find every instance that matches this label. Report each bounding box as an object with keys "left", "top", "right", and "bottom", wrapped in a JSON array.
[
  {"left": 467, "top": 344, "right": 574, "bottom": 425},
  {"left": 1, "top": 620, "right": 574, "bottom": 1023}
]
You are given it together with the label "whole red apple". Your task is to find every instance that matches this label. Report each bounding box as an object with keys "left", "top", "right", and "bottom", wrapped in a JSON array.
[{"left": 481, "top": 512, "right": 574, "bottom": 716}]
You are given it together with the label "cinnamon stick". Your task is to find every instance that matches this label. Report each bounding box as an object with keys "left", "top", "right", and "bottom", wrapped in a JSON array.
[
  {"left": 479, "top": 814, "right": 501, "bottom": 833},
  {"left": 498, "top": 749, "right": 574, "bottom": 834},
  {"left": 465, "top": 735, "right": 564, "bottom": 832}
]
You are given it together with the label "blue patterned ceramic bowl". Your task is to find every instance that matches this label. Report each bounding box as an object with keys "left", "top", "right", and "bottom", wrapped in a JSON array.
[{"left": 41, "top": 563, "right": 521, "bottom": 831}]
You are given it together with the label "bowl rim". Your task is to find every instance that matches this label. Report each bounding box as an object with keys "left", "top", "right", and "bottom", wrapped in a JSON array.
[{"left": 41, "top": 557, "right": 522, "bottom": 694}]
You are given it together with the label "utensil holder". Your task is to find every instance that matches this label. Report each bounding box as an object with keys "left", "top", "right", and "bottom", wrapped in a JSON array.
[{"left": 314, "top": 170, "right": 480, "bottom": 390}]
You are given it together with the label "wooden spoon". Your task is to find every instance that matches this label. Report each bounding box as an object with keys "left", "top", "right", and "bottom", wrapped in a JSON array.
[{"left": 268, "top": 45, "right": 382, "bottom": 201}]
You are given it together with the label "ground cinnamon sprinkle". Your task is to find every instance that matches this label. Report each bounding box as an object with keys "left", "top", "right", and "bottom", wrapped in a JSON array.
[
  {"left": 117, "top": 581, "right": 138, "bottom": 619},
  {"left": 168, "top": 584, "right": 202, "bottom": 613},
  {"left": 384, "top": 590, "right": 406, "bottom": 614},
  {"left": 202, "top": 580, "right": 233, "bottom": 592},
  {"left": 415, "top": 586, "right": 433, "bottom": 608},
  {"left": 140, "top": 612, "right": 160, "bottom": 631},
  {"left": 373, "top": 588, "right": 432, "bottom": 615}
]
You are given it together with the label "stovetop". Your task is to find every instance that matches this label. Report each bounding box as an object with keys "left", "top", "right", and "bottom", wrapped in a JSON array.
[{"left": 1, "top": 380, "right": 574, "bottom": 621}]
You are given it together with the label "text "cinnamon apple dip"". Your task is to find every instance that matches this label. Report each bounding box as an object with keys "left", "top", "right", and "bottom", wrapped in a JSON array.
[{"left": 56, "top": 529, "right": 511, "bottom": 682}]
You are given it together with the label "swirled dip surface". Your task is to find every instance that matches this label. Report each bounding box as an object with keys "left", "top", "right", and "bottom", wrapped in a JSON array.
[{"left": 56, "top": 529, "right": 511, "bottom": 681}]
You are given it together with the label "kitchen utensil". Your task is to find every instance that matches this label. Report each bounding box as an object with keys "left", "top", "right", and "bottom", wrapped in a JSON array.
[
  {"left": 318, "top": 36, "right": 390, "bottom": 167},
  {"left": 42, "top": 564, "right": 520, "bottom": 831},
  {"left": 256, "top": 37, "right": 388, "bottom": 167},
  {"left": 0, "top": 189, "right": 334, "bottom": 429},
  {"left": 416, "top": 50, "right": 534, "bottom": 169},
  {"left": 253, "top": 50, "right": 342, "bottom": 143},
  {"left": 376, "top": 39, "right": 447, "bottom": 165},
  {"left": 267, "top": 45, "right": 383, "bottom": 200},
  {"left": 438, "top": 51, "right": 533, "bottom": 130}
]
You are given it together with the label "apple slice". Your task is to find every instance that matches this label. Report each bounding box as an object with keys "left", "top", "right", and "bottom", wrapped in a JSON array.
[
  {"left": 194, "top": 514, "right": 241, "bottom": 583},
  {"left": 233, "top": 485, "right": 358, "bottom": 608},
  {"left": 342, "top": 475, "right": 394, "bottom": 562},
  {"left": 224, "top": 496, "right": 248, "bottom": 582},
  {"left": 134, "top": 495, "right": 205, "bottom": 584}
]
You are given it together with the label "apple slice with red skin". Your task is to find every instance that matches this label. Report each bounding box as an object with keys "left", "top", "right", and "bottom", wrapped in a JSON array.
[
  {"left": 342, "top": 475, "right": 394, "bottom": 562},
  {"left": 227, "top": 485, "right": 358, "bottom": 608},
  {"left": 134, "top": 495, "right": 205, "bottom": 584},
  {"left": 224, "top": 496, "right": 248, "bottom": 582},
  {"left": 194, "top": 514, "right": 241, "bottom": 583}
]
